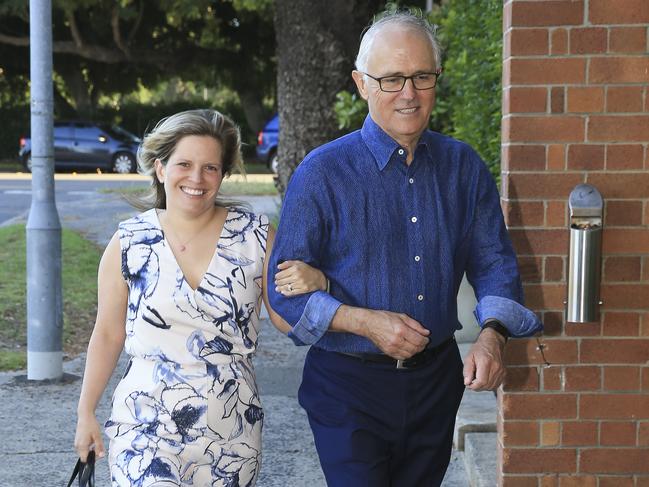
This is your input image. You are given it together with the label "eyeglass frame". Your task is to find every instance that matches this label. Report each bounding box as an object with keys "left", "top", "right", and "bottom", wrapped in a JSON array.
[{"left": 361, "top": 69, "right": 443, "bottom": 92}]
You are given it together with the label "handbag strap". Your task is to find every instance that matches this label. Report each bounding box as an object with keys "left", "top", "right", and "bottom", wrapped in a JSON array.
[{"left": 66, "top": 451, "right": 95, "bottom": 487}]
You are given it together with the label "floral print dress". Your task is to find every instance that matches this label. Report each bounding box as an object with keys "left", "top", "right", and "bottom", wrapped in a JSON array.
[{"left": 105, "top": 208, "right": 268, "bottom": 486}]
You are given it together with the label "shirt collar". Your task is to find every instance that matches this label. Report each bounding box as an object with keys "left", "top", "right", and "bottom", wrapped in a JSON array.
[{"left": 360, "top": 114, "right": 434, "bottom": 170}]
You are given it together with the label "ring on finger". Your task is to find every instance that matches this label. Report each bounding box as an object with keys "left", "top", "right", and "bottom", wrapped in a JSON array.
[{"left": 287, "top": 283, "right": 293, "bottom": 292}]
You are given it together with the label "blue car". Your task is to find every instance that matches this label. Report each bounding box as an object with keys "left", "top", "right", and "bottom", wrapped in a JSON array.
[
  {"left": 19, "top": 121, "right": 141, "bottom": 173},
  {"left": 256, "top": 114, "right": 278, "bottom": 173}
]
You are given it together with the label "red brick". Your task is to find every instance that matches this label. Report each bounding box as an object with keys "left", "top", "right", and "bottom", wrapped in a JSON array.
[
  {"left": 550, "top": 28, "right": 568, "bottom": 55},
  {"left": 505, "top": 87, "right": 548, "bottom": 114},
  {"left": 508, "top": 58, "right": 587, "bottom": 85},
  {"left": 524, "top": 283, "right": 565, "bottom": 309},
  {"left": 590, "top": 57, "right": 649, "bottom": 84},
  {"left": 588, "top": 173, "right": 649, "bottom": 199},
  {"left": 601, "top": 421, "right": 637, "bottom": 445},
  {"left": 604, "top": 257, "right": 642, "bottom": 282},
  {"left": 589, "top": 115, "right": 649, "bottom": 142},
  {"left": 542, "top": 421, "right": 561, "bottom": 446},
  {"left": 510, "top": 229, "right": 568, "bottom": 254},
  {"left": 544, "top": 256, "right": 564, "bottom": 282},
  {"left": 603, "top": 366, "right": 641, "bottom": 391},
  {"left": 609, "top": 27, "right": 647, "bottom": 53},
  {"left": 643, "top": 313, "right": 649, "bottom": 337},
  {"left": 644, "top": 366, "right": 649, "bottom": 390},
  {"left": 503, "top": 421, "right": 540, "bottom": 446},
  {"left": 605, "top": 201, "right": 644, "bottom": 227},
  {"left": 505, "top": 116, "right": 585, "bottom": 143},
  {"left": 504, "top": 201, "right": 545, "bottom": 227},
  {"left": 567, "top": 144, "right": 605, "bottom": 170},
  {"left": 602, "top": 311, "right": 641, "bottom": 336},
  {"left": 506, "top": 339, "right": 578, "bottom": 366},
  {"left": 640, "top": 421, "right": 649, "bottom": 446},
  {"left": 542, "top": 311, "right": 564, "bottom": 336},
  {"left": 502, "top": 476, "right": 540, "bottom": 487},
  {"left": 562, "top": 421, "right": 598, "bottom": 446},
  {"left": 580, "top": 448, "right": 649, "bottom": 473},
  {"left": 541, "top": 475, "right": 558, "bottom": 487},
  {"left": 565, "top": 321, "right": 601, "bottom": 337},
  {"left": 509, "top": 28, "right": 550, "bottom": 56},
  {"left": 638, "top": 476, "right": 649, "bottom": 487},
  {"left": 546, "top": 200, "right": 567, "bottom": 227},
  {"left": 543, "top": 366, "right": 563, "bottom": 390},
  {"left": 607, "top": 86, "right": 644, "bottom": 113},
  {"left": 567, "top": 87, "right": 605, "bottom": 113},
  {"left": 503, "top": 448, "right": 577, "bottom": 473},
  {"left": 551, "top": 87, "right": 565, "bottom": 114},
  {"left": 599, "top": 477, "right": 634, "bottom": 487},
  {"left": 570, "top": 27, "right": 607, "bottom": 54},
  {"left": 601, "top": 284, "right": 649, "bottom": 308},
  {"left": 547, "top": 144, "right": 566, "bottom": 170},
  {"left": 606, "top": 144, "right": 644, "bottom": 170},
  {"left": 590, "top": 0, "right": 649, "bottom": 24},
  {"left": 504, "top": 393, "right": 577, "bottom": 420},
  {"left": 565, "top": 366, "right": 601, "bottom": 391},
  {"left": 581, "top": 339, "right": 649, "bottom": 364},
  {"left": 503, "top": 144, "right": 547, "bottom": 172},
  {"left": 511, "top": 1, "right": 584, "bottom": 26},
  {"left": 580, "top": 394, "right": 649, "bottom": 419},
  {"left": 505, "top": 366, "right": 541, "bottom": 392},
  {"left": 559, "top": 476, "right": 596, "bottom": 487},
  {"left": 518, "top": 256, "right": 542, "bottom": 282},
  {"left": 504, "top": 173, "right": 583, "bottom": 199}
]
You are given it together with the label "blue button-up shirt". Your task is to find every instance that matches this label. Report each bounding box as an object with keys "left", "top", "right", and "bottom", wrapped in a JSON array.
[{"left": 268, "top": 115, "right": 542, "bottom": 353}]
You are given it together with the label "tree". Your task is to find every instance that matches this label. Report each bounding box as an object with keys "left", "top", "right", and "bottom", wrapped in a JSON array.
[
  {"left": 273, "top": 0, "right": 382, "bottom": 195},
  {"left": 0, "top": 0, "right": 276, "bottom": 132}
]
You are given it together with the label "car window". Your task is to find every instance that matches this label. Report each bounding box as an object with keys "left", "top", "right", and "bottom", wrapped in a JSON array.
[
  {"left": 99, "top": 124, "right": 140, "bottom": 143},
  {"left": 75, "top": 124, "right": 106, "bottom": 141},
  {"left": 53, "top": 126, "right": 74, "bottom": 138}
]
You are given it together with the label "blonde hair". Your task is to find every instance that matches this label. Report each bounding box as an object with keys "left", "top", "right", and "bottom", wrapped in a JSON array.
[{"left": 131, "top": 109, "right": 244, "bottom": 210}]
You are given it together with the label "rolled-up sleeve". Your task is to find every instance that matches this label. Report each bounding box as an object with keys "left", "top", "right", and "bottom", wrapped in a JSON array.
[
  {"left": 465, "top": 161, "right": 543, "bottom": 338},
  {"left": 268, "top": 160, "right": 341, "bottom": 345}
]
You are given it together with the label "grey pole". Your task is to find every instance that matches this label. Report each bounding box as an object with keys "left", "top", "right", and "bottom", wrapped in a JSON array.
[{"left": 27, "top": 0, "right": 63, "bottom": 380}]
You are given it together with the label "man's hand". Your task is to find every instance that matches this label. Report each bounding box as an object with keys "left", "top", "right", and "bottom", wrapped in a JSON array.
[
  {"left": 463, "top": 327, "right": 506, "bottom": 391},
  {"left": 331, "top": 306, "right": 429, "bottom": 360}
]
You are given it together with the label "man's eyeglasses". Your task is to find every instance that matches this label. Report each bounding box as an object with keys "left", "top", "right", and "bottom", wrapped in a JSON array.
[{"left": 362, "top": 70, "right": 442, "bottom": 92}]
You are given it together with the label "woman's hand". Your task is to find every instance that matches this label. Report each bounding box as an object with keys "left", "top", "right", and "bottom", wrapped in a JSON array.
[
  {"left": 275, "top": 260, "right": 328, "bottom": 296},
  {"left": 74, "top": 412, "right": 106, "bottom": 462}
]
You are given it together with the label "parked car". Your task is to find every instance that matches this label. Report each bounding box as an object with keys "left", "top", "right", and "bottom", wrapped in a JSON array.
[
  {"left": 19, "top": 121, "right": 141, "bottom": 173},
  {"left": 256, "top": 114, "right": 278, "bottom": 173}
]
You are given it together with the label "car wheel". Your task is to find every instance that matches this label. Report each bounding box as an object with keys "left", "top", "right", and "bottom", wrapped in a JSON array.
[
  {"left": 270, "top": 151, "right": 279, "bottom": 174},
  {"left": 22, "top": 152, "right": 32, "bottom": 173},
  {"left": 112, "top": 152, "right": 136, "bottom": 174}
]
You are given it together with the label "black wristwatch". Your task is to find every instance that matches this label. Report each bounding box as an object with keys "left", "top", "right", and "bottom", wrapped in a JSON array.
[{"left": 482, "top": 320, "right": 510, "bottom": 342}]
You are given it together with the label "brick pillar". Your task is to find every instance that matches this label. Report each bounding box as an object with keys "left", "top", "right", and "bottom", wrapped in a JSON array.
[{"left": 500, "top": 1, "right": 649, "bottom": 485}]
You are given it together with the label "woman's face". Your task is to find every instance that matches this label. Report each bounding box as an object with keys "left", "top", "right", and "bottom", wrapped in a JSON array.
[{"left": 155, "top": 135, "right": 224, "bottom": 215}]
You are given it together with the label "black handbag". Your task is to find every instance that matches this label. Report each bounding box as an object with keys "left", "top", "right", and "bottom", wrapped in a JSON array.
[{"left": 66, "top": 450, "right": 95, "bottom": 487}]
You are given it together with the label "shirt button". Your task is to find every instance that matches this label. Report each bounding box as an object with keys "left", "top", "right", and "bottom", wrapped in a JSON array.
[
  {"left": 417, "top": 294, "right": 424, "bottom": 301},
  {"left": 409, "top": 178, "right": 414, "bottom": 184},
  {"left": 414, "top": 255, "right": 421, "bottom": 262},
  {"left": 398, "top": 149, "right": 405, "bottom": 156},
  {"left": 411, "top": 216, "right": 418, "bottom": 223}
]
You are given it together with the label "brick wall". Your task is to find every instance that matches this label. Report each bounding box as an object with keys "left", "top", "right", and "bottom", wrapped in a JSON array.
[{"left": 500, "top": 1, "right": 649, "bottom": 485}]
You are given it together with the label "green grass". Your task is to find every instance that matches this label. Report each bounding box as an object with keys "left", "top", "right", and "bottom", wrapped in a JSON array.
[{"left": 0, "top": 224, "right": 102, "bottom": 371}]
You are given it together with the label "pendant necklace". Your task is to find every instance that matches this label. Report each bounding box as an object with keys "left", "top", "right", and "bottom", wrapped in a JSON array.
[{"left": 162, "top": 216, "right": 212, "bottom": 252}]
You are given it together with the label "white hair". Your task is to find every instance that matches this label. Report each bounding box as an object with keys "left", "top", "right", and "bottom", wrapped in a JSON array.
[{"left": 355, "top": 11, "right": 442, "bottom": 73}]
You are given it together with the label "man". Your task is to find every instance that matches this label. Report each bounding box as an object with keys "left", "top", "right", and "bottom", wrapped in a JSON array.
[{"left": 268, "top": 11, "right": 542, "bottom": 486}]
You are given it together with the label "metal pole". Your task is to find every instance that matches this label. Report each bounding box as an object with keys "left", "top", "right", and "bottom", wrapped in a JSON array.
[{"left": 27, "top": 0, "right": 63, "bottom": 380}]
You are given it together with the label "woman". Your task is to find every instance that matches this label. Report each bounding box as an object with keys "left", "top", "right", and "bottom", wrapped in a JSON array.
[{"left": 74, "top": 109, "right": 325, "bottom": 486}]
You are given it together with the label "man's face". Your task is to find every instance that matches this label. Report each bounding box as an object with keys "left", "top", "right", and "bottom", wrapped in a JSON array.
[{"left": 353, "top": 27, "right": 437, "bottom": 146}]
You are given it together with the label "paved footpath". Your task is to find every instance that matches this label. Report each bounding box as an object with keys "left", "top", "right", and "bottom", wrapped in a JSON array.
[{"left": 0, "top": 189, "right": 469, "bottom": 486}]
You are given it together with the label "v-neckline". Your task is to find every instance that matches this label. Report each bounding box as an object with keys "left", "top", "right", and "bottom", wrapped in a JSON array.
[{"left": 153, "top": 208, "right": 230, "bottom": 293}]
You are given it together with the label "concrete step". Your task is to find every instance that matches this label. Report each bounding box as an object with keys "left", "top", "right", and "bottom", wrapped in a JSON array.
[
  {"left": 464, "top": 432, "right": 498, "bottom": 487},
  {"left": 454, "top": 388, "right": 497, "bottom": 451}
]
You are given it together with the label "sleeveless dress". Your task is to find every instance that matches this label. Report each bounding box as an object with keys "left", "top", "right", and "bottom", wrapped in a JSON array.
[{"left": 105, "top": 208, "right": 269, "bottom": 487}]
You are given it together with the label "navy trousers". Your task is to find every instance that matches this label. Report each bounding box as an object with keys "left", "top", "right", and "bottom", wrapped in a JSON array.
[{"left": 298, "top": 340, "right": 465, "bottom": 487}]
